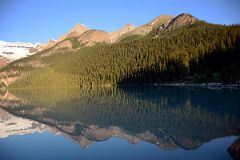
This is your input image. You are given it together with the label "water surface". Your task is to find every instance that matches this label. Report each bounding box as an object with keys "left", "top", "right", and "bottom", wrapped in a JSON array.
[{"left": 0, "top": 86, "right": 239, "bottom": 160}]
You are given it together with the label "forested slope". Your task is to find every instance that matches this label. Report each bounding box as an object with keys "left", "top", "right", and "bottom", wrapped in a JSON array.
[{"left": 8, "top": 22, "right": 240, "bottom": 88}]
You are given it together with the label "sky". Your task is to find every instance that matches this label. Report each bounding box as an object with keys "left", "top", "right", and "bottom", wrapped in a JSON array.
[{"left": 0, "top": 0, "right": 240, "bottom": 43}]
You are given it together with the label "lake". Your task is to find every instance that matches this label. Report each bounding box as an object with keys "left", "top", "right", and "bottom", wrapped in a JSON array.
[{"left": 0, "top": 86, "right": 239, "bottom": 160}]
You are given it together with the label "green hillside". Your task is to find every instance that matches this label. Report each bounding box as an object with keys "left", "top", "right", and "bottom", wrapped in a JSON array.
[{"left": 7, "top": 22, "right": 240, "bottom": 88}]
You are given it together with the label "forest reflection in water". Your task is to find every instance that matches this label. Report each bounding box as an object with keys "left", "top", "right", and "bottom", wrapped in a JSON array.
[{"left": 0, "top": 86, "right": 240, "bottom": 150}]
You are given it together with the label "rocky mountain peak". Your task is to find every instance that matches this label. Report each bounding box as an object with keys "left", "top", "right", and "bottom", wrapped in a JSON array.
[
  {"left": 70, "top": 23, "right": 89, "bottom": 33},
  {"left": 160, "top": 13, "right": 198, "bottom": 30},
  {"left": 123, "top": 23, "right": 136, "bottom": 30},
  {"left": 43, "top": 13, "right": 199, "bottom": 51},
  {"left": 125, "top": 14, "right": 174, "bottom": 36},
  {"left": 43, "top": 23, "right": 91, "bottom": 50},
  {"left": 174, "top": 13, "right": 198, "bottom": 23},
  {"left": 65, "top": 23, "right": 90, "bottom": 39},
  {"left": 149, "top": 14, "right": 174, "bottom": 28}
]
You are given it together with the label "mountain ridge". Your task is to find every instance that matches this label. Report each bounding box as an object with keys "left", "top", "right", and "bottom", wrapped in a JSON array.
[
  {"left": 43, "top": 13, "right": 198, "bottom": 50},
  {"left": 126, "top": 14, "right": 174, "bottom": 35},
  {"left": 109, "top": 23, "right": 136, "bottom": 42},
  {"left": 1, "top": 13, "right": 240, "bottom": 87},
  {"left": 158, "top": 13, "right": 198, "bottom": 30}
]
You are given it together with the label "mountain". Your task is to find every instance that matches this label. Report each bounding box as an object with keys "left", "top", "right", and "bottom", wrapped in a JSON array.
[
  {"left": 43, "top": 15, "right": 172, "bottom": 50},
  {"left": 0, "top": 40, "right": 42, "bottom": 63},
  {"left": 42, "top": 39, "right": 57, "bottom": 49},
  {"left": 109, "top": 24, "right": 136, "bottom": 42},
  {"left": 121, "top": 13, "right": 199, "bottom": 40},
  {"left": 77, "top": 29, "right": 111, "bottom": 46},
  {"left": 50, "top": 29, "right": 111, "bottom": 50},
  {"left": 64, "top": 23, "right": 90, "bottom": 39},
  {"left": 1, "top": 13, "right": 240, "bottom": 87},
  {"left": 124, "top": 15, "right": 173, "bottom": 36},
  {"left": 157, "top": 13, "right": 198, "bottom": 30},
  {"left": 43, "top": 23, "right": 90, "bottom": 49},
  {"left": 45, "top": 23, "right": 136, "bottom": 50},
  {"left": 42, "top": 14, "right": 196, "bottom": 51},
  {"left": 45, "top": 24, "right": 136, "bottom": 50}
]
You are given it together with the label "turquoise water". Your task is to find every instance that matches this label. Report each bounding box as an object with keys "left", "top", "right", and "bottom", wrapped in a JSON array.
[{"left": 0, "top": 86, "right": 239, "bottom": 160}]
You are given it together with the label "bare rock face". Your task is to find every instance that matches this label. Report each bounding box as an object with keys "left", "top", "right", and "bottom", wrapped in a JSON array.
[
  {"left": 64, "top": 23, "right": 90, "bottom": 39},
  {"left": 53, "top": 40, "right": 73, "bottom": 50},
  {"left": 109, "top": 24, "right": 136, "bottom": 42},
  {"left": 0, "top": 57, "right": 10, "bottom": 68},
  {"left": 129, "top": 15, "right": 174, "bottom": 35},
  {"left": 42, "top": 39, "right": 57, "bottom": 49},
  {"left": 159, "top": 13, "right": 198, "bottom": 30},
  {"left": 43, "top": 23, "right": 90, "bottom": 50},
  {"left": 228, "top": 138, "right": 240, "bottom": 160},
  {"left": 77, "top": 30, "right": 110, "bottom": 46}
]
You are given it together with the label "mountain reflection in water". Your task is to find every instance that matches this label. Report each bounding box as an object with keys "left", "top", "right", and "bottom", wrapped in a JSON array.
[{"left": 0, "top": 86, "right": 239, "bottom": 151}]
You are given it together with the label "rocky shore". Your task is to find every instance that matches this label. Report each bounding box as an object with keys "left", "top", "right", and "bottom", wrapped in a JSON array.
[{"left": 228, "top": 138, "right": 240, "bottom": 160}]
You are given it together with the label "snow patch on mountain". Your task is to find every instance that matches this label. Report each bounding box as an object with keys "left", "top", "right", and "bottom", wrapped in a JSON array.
[{"left": 0, "top": 40, "right": 42, "bottom": 61}]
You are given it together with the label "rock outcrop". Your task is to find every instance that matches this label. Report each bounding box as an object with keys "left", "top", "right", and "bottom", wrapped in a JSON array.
[
  {"left": 228, "top": 138, "right": 240, "bottom": 160},
  {"left": 77, "top": 30, "right": 110, "bottom": 46},
  {"left": 64, "top": 23, "right": 90, "bottom": 39},
  {"left": 43, "top": 23, "right": 90, "bottom": 50},
  {"left": 158, "top": 13, "right": 198, "bottom": 30},
  {"left": 128, "top": 15, "right": 173, "bottom": 36},
  {"left": 53, "top": 40, "right": 73, "bottom": 50}
]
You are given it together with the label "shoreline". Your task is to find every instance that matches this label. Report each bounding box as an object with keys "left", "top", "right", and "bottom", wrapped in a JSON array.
[
  {"left": 6, "top": 82, "right": 240, "bottom": 90},
  {"left": 154, "top": 82, "right": 240, "bottom": 90}
]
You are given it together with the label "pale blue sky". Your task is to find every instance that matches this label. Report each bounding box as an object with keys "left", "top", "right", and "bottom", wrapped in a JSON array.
[{"left": 0, "top": 0, "right": 239, "bottom": 43}]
